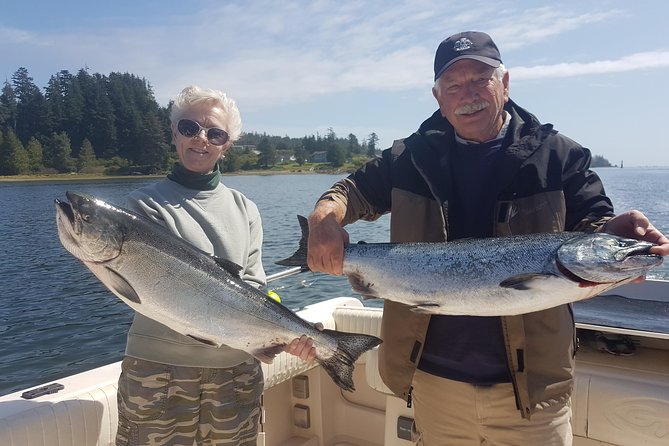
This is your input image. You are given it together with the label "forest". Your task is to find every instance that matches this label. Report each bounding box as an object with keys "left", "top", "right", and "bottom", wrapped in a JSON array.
[
  {"left": 0, "top": 66, "right": 612, "bottom": 176},
  {"left": 0, "top": 67, "right": 379, "bottom": 176}
]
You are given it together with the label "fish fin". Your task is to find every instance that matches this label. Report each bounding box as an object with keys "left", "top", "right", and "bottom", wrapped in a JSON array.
[
  {"left": 316, "top": 329, "right": 382, "bottom": 392},
  {"left": 251, "top": 345, "right": 287, "bottom": 364},
  {"left": 276, "top": 215, "right": 311, "bottom": 269},
  {"left": 347, "top": 273, "right": 380, "bottom": 300},
  {"left": 499, "top": 273, "right": 556, "bottom": 290},
  {"left": 187, "top": 335, "right": 220, "bottom": 347},
  {"left": 97, "top": 267, "right": 142, "bottom": 304},
  {"left": 213, "top": 256, "right": 244, "bottom": 278}
]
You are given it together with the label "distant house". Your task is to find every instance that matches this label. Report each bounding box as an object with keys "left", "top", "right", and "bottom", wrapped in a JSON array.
[
  {"left": 311, "top": 151, "right": 328, "bottom": 163},
  {"left": 276, "top": 150, "right": 296, "bottom": 163},
  {"left": 231, "top": 144, "right": 258, "bottom": 154}
]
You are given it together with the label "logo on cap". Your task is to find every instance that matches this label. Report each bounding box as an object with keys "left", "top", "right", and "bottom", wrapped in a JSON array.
[{"left": 453, "top": 38, "right": 473, "bottom": 52}]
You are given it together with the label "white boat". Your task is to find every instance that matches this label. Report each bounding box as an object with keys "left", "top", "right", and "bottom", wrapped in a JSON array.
[{"left": 1, "top": 280, "right": 668, "bottom": 446}]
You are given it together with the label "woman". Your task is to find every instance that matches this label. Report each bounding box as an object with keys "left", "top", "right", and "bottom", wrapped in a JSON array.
[{"left": 116, "top": 85, "right": 314, "bottom": 446}]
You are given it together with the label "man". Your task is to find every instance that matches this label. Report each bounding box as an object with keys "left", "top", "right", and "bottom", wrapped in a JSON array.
[{"left": 302, "top": 32, "right": 669, "bottom": 445}]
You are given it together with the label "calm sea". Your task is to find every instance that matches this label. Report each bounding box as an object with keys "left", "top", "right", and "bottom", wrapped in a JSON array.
[{"left": 0, "top": 168, "right": 667, "bottom": 395}]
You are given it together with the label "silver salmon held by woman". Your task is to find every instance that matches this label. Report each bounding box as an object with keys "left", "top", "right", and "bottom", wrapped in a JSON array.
[
  {"left": 277, "top": 216, "right": 663, "bottom": 316},
  {"left": 55, "top": 192, "right": 381, "bottom": 392}
]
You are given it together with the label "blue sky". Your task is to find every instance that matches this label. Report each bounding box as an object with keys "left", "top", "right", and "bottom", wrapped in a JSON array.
[{"left": 2, "top": 0, "right": 668, "bottom": 166}]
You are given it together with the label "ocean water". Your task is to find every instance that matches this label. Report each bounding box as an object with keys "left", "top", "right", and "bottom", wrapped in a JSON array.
[{"left": 0, "top": 168, "right": 667, "bottom": 395}]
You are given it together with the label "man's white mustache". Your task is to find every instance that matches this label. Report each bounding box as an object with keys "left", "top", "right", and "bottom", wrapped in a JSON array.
[{"left": 454, "top": 101, "right": 489, "bottom": 115}]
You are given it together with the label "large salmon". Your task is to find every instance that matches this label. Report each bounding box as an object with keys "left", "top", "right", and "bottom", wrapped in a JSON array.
[
  {"left": 55, "top": 192, "right": 381, "bottom": 391},
  {"left": 278, "top": 216, "right": 663, "bottom": 316}
]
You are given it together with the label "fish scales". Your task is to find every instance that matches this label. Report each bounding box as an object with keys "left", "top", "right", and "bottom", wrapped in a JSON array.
[
  {"left": 56, "top": 192, "right": 382, "bottom": 392},
  {"left": 278, "top": 216, "right": 662, "bottom": 316}
]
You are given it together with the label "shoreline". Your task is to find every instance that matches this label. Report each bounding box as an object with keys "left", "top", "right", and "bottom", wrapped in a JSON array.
[
  {"left": 6, "top": 165, "right": 665, "bottom": 183},
  {"left": 0, "top": 168, "right": 351, "bottom": 183}
]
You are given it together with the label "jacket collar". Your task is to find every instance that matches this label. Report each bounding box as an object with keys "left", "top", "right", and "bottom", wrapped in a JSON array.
[{"left": 405, "top": 99, "right": 556, "bottom": 202}]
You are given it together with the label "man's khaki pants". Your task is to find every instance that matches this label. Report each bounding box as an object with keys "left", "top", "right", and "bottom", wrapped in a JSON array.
[{"left": 411, "top": 369, "right": 572, "bottom": 446}]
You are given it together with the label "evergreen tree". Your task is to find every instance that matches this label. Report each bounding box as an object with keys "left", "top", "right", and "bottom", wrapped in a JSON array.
[
  {"left": 62, "top": 72, "right": 86, "bottom": 154},
  {"left": 12, "top": 67, "right": 47, "bottom": 144},
  {"left": 0, "top": 82, "right": 17, "bottom": 131},
  {"left": 221, "top": 149, "right": 241, "bottom": 172},
  {"left": 366, "top": 132, "right": 379, "bottom": 157},
  {"left": 46, "top": 132, "right": 75, "bottom": 172},
  {"left": 1, "top": 129, "right": 28, "bottom": 174},
  {"left": 25, "top": 137, "right": 44, "bottom": 172},
  {"left": 85, "top": 73, "right": 117, "bottom": 158},
  {"left": 347, "top": 133, "right": 361, "bottom": 154},
  {"left": 294, "top": 146, "right": 308, "bottom": 165},
  {"left": 44, "top": 71, "right": 69, "bottom": 135},
  {"left": 75, "top": 69, "right": 98, "bottom": 154},
  {"left": 302, "top": 135, "right": 317, "bottom": 153},
  {"left": 0, "top": 131, "right": 4, "bottom": 173},
  {"left": 257, "top": 137, "right": 277, "bottom": 168},
  {"left": 76, "top": 138, "right": 97, "bottom": 172},
  {"left": 326, "top": 127, "right": 337, "bottom": 141},
  {"left": 106, "top": 72, "right": 167, "bottom": 163},
  {"left": 327, "top": 142, "right": 346, "bottom": 167},
  {"left": 134, "top": 111, "right": 170, "bottom": 171}
]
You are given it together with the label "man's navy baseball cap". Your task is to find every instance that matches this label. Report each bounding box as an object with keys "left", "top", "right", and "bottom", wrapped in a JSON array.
[{"left": 434, "top": 31, "right": 502, "bottom": 81}]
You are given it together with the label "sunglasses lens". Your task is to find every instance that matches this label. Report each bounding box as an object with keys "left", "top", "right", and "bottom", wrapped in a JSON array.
[
  {"left": 177, "top": 119, "right": 229, "bottom": 145},
  {"left": 207, "top": 128, "right": 229, "bottom": 145},
  {"left": 177, "top": 119, "right": 200, "bottom": 137}
]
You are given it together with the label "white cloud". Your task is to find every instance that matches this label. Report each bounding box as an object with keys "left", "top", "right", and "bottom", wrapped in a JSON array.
[
  {"left": 0, "top": 1, "right": 663, "bottom": 108},
  {"left": 0, "top": 27, "right": 53, "bottom": 46},
  {"left": 489, "top": 7, "right": 623, "bottom": 49},
  {"left": 511, "top": 51, "right": 669, "bottom": 79}
]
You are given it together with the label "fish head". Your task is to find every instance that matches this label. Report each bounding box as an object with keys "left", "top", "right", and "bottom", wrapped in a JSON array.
[
  {"left": 55, "top": 191, "right": 126, "bottom": 263},
  {"left": 557, "top": 233, "right": 663, "bottom": 284}
]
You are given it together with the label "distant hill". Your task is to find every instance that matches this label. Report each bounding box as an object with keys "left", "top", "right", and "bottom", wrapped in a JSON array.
[{"left": 591, "top": 155, "right": 614, "bottom": 167}]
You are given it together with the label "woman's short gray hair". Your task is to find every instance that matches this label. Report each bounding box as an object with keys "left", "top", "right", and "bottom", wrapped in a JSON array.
[{"left": 170, "top": 85, "right": 242, "bottom": 143}]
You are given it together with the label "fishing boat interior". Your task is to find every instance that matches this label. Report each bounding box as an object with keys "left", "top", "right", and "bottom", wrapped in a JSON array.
[{"left": 1, "top": 280, "right": 668, "bottom": 446}]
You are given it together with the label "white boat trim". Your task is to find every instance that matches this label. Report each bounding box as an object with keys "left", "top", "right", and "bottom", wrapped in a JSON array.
[{"left": 575, "top": 323, "right": 669, "bottom": 340}]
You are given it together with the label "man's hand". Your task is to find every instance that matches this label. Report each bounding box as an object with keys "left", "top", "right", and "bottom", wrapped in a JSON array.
[
  {"left": 603, "top": 210, "right": 669, "bottom": 256},
  {"left": 307, "top": 201, "right": 349, "bottom": 275}
]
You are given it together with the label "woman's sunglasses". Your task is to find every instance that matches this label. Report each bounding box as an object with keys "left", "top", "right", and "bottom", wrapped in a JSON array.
[{"left": 177, "top": 119, "right": 229, "bottom": 146}]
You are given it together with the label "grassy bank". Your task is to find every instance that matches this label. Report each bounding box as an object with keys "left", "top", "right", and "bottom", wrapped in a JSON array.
[{"left": 0, "top": 163, "right": 357, "bottom": 183}]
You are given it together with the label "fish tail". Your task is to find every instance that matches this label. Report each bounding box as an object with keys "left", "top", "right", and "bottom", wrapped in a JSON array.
[
  {"left": 316, "top": 329, "right": 382, "bottom": 392},
  {"left": 276, "top": 215, "right": 310, "bottom": 268}
]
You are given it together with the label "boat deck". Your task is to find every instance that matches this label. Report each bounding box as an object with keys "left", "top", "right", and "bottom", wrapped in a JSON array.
[{"left": 1, "top": 282, "right": 668, "bottom": 446}]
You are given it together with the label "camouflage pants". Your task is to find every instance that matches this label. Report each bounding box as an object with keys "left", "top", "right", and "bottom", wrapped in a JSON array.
[{"left": 116, "top": 356, "right": 263, "bottom": 446}]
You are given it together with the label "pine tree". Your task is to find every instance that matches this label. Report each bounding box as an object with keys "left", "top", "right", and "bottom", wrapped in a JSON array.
[
  {"left": 348, "top": 133, "right": 361, "bottom": 154},
  {"left": 0, "top": 131, "right": 4, "bottom": 173},
  {"left": 76, "top": 138, "right": 97, "bottom": 172},
  {"left": 257, "top": 137, "right": 277, "bottom": 168},
  {"left": 46, "top": 132, "right": 75, "bottom": 172},
  {"left": 0, "top": 82, "right": 18, "bottom": 132},
  {"left": 1, "top": 129, "right": 28, "bottom": 174},
  {"left": 12, "top": 67, "right": 47, "bottom": 144},
  {"left": 25, "top": 137, "right": 44, "bottom": 172},
  {"left": 221, "top": 149, "right": 241, "bottom": 172},
  {"left": 44, "top": 71, "right": 68, "bottom": 135},
  {"left": 366, "top": 132, "right": 379, "bottom": 157}
]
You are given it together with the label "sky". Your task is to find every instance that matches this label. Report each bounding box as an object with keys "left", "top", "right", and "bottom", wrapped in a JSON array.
[{"left": 1, "top": 0, "right": 668, "bottom": 167}]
